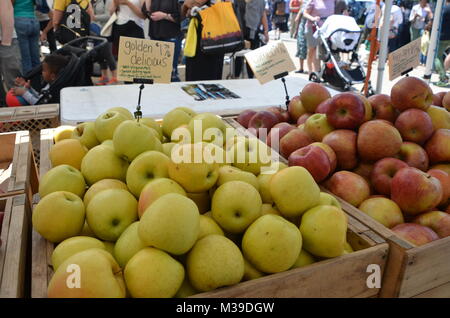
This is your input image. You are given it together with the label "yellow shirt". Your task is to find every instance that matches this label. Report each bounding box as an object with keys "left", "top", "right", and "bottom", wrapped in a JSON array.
[{"left": 53, "top": 0, "right": 90, "bottom": 11}]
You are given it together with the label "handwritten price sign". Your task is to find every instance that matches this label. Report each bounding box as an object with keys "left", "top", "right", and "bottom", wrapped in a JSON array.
[
  {"left": 117, "top": 36, "right": 175, "bottom": 83},
  {"left": 388, "top": 38, "right": 421, "bottom": 81}
]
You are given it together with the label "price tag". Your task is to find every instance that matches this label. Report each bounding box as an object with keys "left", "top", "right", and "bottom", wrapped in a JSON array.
[
  {"left": 245, "top": 41, "right": 296, "bottom": 84},
  {"left": 388, "top": 38, "right": 421, "bottom": 81},
  {"left": 117, "top": 36, "right": 175, "bottom": 83}
]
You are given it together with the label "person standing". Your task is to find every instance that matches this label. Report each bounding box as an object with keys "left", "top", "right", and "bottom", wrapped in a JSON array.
[
  {"left": 143, "top": 0, "right": 183, "bottom": 82},
  {"left": 272, "top": 0, "right": 289, "bottom": 39},
  {"left": 303, "top": 0, "right": 335, "bottom": 73},
  {"left": 13, "top": 0, "right": 41, "bottom": 75},
  {"left": 294, "top": 0, "right": 307, "bottom": 73},
  {"left": 409, "top": 0, "right": 433, "bottom": 41},
  {"left": 1, "top": 0, "right": 22, "bottom": 94},
  {"left": 388, "top": 2, "right": 403, "bottom": 53},
  {"left": 434, "top": 0, "right": 450, "bottom": 87},
  {"left": 36, "top": 0, "right": 57, "bottom": 53},
  {"left": 289, "top": 0, "right": 301, "bottom": 38}
]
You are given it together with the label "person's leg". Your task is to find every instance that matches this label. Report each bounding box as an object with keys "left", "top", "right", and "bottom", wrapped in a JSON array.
[
  {"left": 14, "top": 17, "right": 31, "bottom": 74},
  {"left": 289, "top": 13, "right": 297, "bottom": 38},
  {"left": 29, "top": 18, "right": 41, "bottom": 70},
  {"left": 307, "top": 47, "right": 315, "bottom": 73},
  {"left": 46, "top": 28, "right": 58, "bottom": 52},
  {"left": 434, "top": 40, "right": 450, "bottom": 83},
  {"left": 0, "top": 39, "right": 22, "bottom": 90}
]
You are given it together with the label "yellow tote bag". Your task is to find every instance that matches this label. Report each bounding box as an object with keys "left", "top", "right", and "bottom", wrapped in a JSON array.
[{"left": 184, "top": 18, "right": 198, "bottom": 58}]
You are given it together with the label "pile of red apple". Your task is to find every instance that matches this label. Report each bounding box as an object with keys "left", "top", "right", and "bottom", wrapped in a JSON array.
[{"left": 237, "top": 77, "right": 450, "bottom": 247}]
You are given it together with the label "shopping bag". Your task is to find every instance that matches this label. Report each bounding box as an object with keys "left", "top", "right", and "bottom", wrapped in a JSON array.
[
  {"left": 198, "top": 1, "right": 244, "bottom": 55},
  {"left": 101, "top": 12, "right": 118, "bottom": 37},
  {"left": 184, "top": 18, "right": 198, "bottom": 58}
]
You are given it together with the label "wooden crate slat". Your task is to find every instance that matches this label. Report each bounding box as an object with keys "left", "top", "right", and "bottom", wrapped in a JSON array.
[
  {"left": 31, "top": 229, "right": 50, "bottom": 298},
  {"left": 0, "top": 197, "right": 14, "bottom": 283},
  {"left": 413, "top": 281, "right": 450, "bottom": 298}
]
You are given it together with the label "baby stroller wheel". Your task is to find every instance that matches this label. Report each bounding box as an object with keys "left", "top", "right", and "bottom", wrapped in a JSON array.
[{"left": 309, "top": 72, "right": 321, "bottom": 83}]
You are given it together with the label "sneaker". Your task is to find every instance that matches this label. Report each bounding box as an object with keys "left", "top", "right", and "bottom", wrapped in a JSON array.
[
  {"left": 434, "top": 80, "right": 449, "bottom": 87},
  {"left": 295, "top": 69, "right": 305, "bottom": 74},
  {"left": 95, "top": 76, "right": 109, "bottom": 86},
  {"left": 106, "top": 77, "right": 118, "bottom": 85}
]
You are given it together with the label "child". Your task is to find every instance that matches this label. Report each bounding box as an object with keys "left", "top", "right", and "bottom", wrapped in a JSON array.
[{"left": 10, "top": 54, "right": 69, "bottom": 105}]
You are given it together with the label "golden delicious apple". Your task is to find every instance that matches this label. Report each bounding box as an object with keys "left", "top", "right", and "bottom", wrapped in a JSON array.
[
  {"left": 103, "top": 241, "right": 115, "bottom": 256},
  {"left": 81, "top": 145, "right": 129, "bottom": 185},
  {"left": 162, "top": 107, "right": 196, "bottom": 138},
  {"left": 300, "top": 205, "right": 348, "bottom": 258},
  {"left": 50, "top": 139, "right": 88, "bottom": 170},
  {"left": 113, "top": 120, "right": 163, "bottom": 162},
  {"left": 138, "top": 193, "right": 199, "bottom": 255},
  {"left": 198, "top": 215, "right": 224, "bottom": 240},
  {"left": 54, "top": 125, "right": 75, "bottom": 143},
  {"left": 187, "top": 192, "right": 211, "bottom": 214},
  {"left": 138, "top": 178, "right": 186, "bottom": 218},
  {"left": 359, "top": 197, "right": 404, "bottom": 229},
  {"left": 187, "top": 235, "right": 244, "bottom": 292},
  {"left": 39, "top": 165, "right": 86, "bottom": 198},
  {"left": 83, "top": 179, "right": 128, "bottom": 207},
  {"left": 187, "top": 113, "right": 226, "bottom": 145},
  {"left": 242, "top": 214, "right": 302, "bottom": 273},
  {"left": 125, "top": 247, "right": 184, "bottom": 298},
  {"left": 86, "top": 189, "right": 138, "bottom": 241},
  {"left": 343, "top": 242, "right": 354, "bottom": 254},
  {"left": 107, "top": 107, "right": 134, "bottom": 119},
  {"left": 32, "top": 191, "right": 85, "bottom": 243},
  {"left": 51, "top": 236, "right": 105, "bottom": 270},
  {"left": 101, "top": 139, "right": 114, "bottom": 148},
  {"left": 257, "top": 174, "right": 274, "bottom": 203},
  {"left": 95, "top": 110, "right": 128, "bottom": 142},
  {"left": 175, "top": 277, "right": 198, "bottom": 298},
  {"left": 168, "top": 143, "right": 220, "bottom": 192},
  {"left": 138, "top": 117, "right": 163, "bottom": 140},
  {"left": 126, "top": 151, "right": 170, "bottom": 197},
  {"left": 260, "top": 203, "right": 282, "bottom": 216},
  {"left": 426, "top": 105, "right": 450, "bottom": 130},
  {"left": 79, "top": 221, "right": 96, "bottom": 237},
  {"left": 71, "top": 122, "right": 100, "bottom": 149},
  {"left": 217, "top": 165, "right": 259, "bottom": 190},
  {"left": 319, "top": 192, "right": 342, "bottom": 209},
  {"left": 114, "top": 221, "right": 146, "bottom": 268},
  {"left": 227, "top": 137, "right": 272, "bottom": 175},
  {"left": 270, "top": 166, "right": 321, "bottom": 218},
  {"left": 243, "top": 258, "right": 265, "bottom": 281},
  {"left": 291, "top": 250, "right": 316, "bottom": 269},
  {"left": 48, "top": 248, "right": 126, "bottom": 298},
  {"left": 212, "top": 181, "right": 262, "bottom": 234},
  {"left": 162, "top": 142, "right": 176, "bottom": 157}
]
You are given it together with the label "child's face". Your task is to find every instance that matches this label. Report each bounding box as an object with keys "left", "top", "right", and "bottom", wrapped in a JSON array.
[{"left": 42, "top": 62, "right": 57, "bottom": 83}]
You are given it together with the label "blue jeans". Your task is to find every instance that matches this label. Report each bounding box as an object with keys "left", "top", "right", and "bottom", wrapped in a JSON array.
[
  {"left": 160, "top": 35, "right": 183, "bottom": 82},
  {"left": 14, "top": 17, "right": 41, "bottom": 75}
]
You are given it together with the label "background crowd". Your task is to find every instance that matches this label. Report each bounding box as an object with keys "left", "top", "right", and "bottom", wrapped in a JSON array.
[{"left": 0, "top": 0, "right": 449, "bottom": 106}]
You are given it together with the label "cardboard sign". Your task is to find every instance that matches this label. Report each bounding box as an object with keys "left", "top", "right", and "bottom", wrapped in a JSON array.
[
  {"left": 117, "top": 36, "right": 174, "bottom": 83},
  {"left": 245, "top": 41, "right": 296, "bottom": 84},
  {"left": 388, "top": 38, "right": 421, "bottom": 81}
]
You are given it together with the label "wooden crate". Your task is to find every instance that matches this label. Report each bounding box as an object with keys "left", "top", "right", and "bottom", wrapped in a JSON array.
[
  {"left": 0, "top": 194, "right": 31, "bottom": 297},
  {"left": 0, "top": 131, "right": 39, "bottom": 208},
  {"left": 225, "top": 117, "right": 450, "bottom": 298},
  {"left": 0, "top": 105, "right": 60, "bottom": 168},
  {"left": 32, "top": 127, "right": 388, "bottom": 298}
]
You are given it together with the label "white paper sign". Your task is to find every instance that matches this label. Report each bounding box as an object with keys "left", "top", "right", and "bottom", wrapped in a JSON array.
[
  {"left": 244, "top": 41, "right": 296, "bottom": 84},
  {"left": 388, "top": 38, "right": 421, "bottom": 81}
]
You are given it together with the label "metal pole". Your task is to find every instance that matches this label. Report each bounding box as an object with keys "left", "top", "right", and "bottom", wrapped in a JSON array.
[
  {"left": 376, "top": 0, "right": 393, "bottom": 94},
  {"left": 424, "top": 0, "right": 445, "bottom": 82}
]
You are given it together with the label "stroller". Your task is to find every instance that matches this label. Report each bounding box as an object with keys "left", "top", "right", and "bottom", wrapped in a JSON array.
[
  {"left": 309, "top": 15, "right": 373, "bottom": 93},
  {"left": 23, "top": 36, "right": 107, "bottom": 105}
]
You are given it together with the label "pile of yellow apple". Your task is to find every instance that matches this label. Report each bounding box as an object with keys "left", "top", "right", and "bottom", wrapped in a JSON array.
[{"left": 32, "top": 106, "right": 352, "bottom": 298}]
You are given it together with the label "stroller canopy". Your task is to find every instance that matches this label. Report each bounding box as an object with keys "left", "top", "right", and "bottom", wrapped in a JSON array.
[{"left": 314, "top": 15, "right": 362, "bottom": 52}]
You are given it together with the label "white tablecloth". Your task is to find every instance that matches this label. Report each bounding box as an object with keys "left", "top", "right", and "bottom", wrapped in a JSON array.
[{"left": 60, "top": 77, "right": 340, "bottom": 124}]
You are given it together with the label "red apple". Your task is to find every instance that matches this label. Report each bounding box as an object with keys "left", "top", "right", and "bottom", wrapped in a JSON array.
[
  {"left": 446, "top": 205, "right": 450, "bottom": 214},
  {"left": 357, "top": 120, "right": 403, "bottom": 162},
  {"left": 414, "top": 211, "right": 450, "bottom": 238},
  {"left": 432, "top": 92, "right": 446, "bottom": 106},
  {"left": 353, "top": 93, "right": 373, "bottom": 122},
  {"left": 368, "top": 94, "right": 398, "bottom": 122},
  {"left": 237, "top": 109, "right": 257, "bottom": 128},
  {"left": 310, "top": 142, "right": 337, "bottom": 173},
  {"left": 394, "top": 109, "right": 434, "bottom": 144},
  {"left": 326, "top": 93, "right": 366, "bottom": 129},
  {"left": 391, "top": 76, "right": 434, "bottom": 112},
  {"left": 315, "top": 99, "right": 333, "bottom": 114},
  {"left": 266, "top": 122, "right": 295, "bottom": 148},
  {"left": 371, "top": 158, "right": 409, "bottom": 196},
  {"left": 427, "top": 169, "right": 450, "bottom": 207},
  {"left": 359, "top": 197, "right": 404, "bottom": 229},
  {"left": 248, "top": 111, "right": 279, "bottom": 137},
  {"left": 391, "top": 223, "right": 439, "bottom": 246},
  {"left": 288, "top": 145, "right": 331, "bottom": 182},
  {"left": 425, "top": 129, "right": 450, "bottom": 164},
  {"left": 391, "top": 167, "right": 443, "bottom": 216},
  {"left": 430, "top": 164, "right": 450, "bottom": 175},
  {"left": 288, "top": 95, "right": 307, "bottom": 122},
  {"left": 325, "top": 171, "right": 371, "bottom": 207},
  {"left": 279, "top": 128, "right": 313, "bottom": 158},
  {"left": 296, "top": 113, "right": 313, "bottom": 126},
  {"left": 443, "top": 92, "right": 450, "bottom": 111},
  {"left": 322, "top": 129, "right": 358, "bottom": 170},
  {"left": 267, "top": 106, "right": 289, "bottom": 123},
  {"left": 300, "top": 83, "right": 331, "bottom": 113},
  {"left": 396, "top": 142, "right": 429, "bottom": 171},
  {"left": 353, "top": 162, "right": 374, "bottom": 183}
]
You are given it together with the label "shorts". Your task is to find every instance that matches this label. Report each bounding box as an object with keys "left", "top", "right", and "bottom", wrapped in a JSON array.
[{"left": 305, "top": 24, "right": 319, "bottom": 48}]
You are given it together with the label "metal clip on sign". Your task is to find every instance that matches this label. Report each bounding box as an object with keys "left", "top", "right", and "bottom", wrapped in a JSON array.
[
  {"left": 133, "top": 78, "right": 154, "bottom": 121},
  {"left": 274, "top": 71, "right": 290, "bottom": 110}
]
